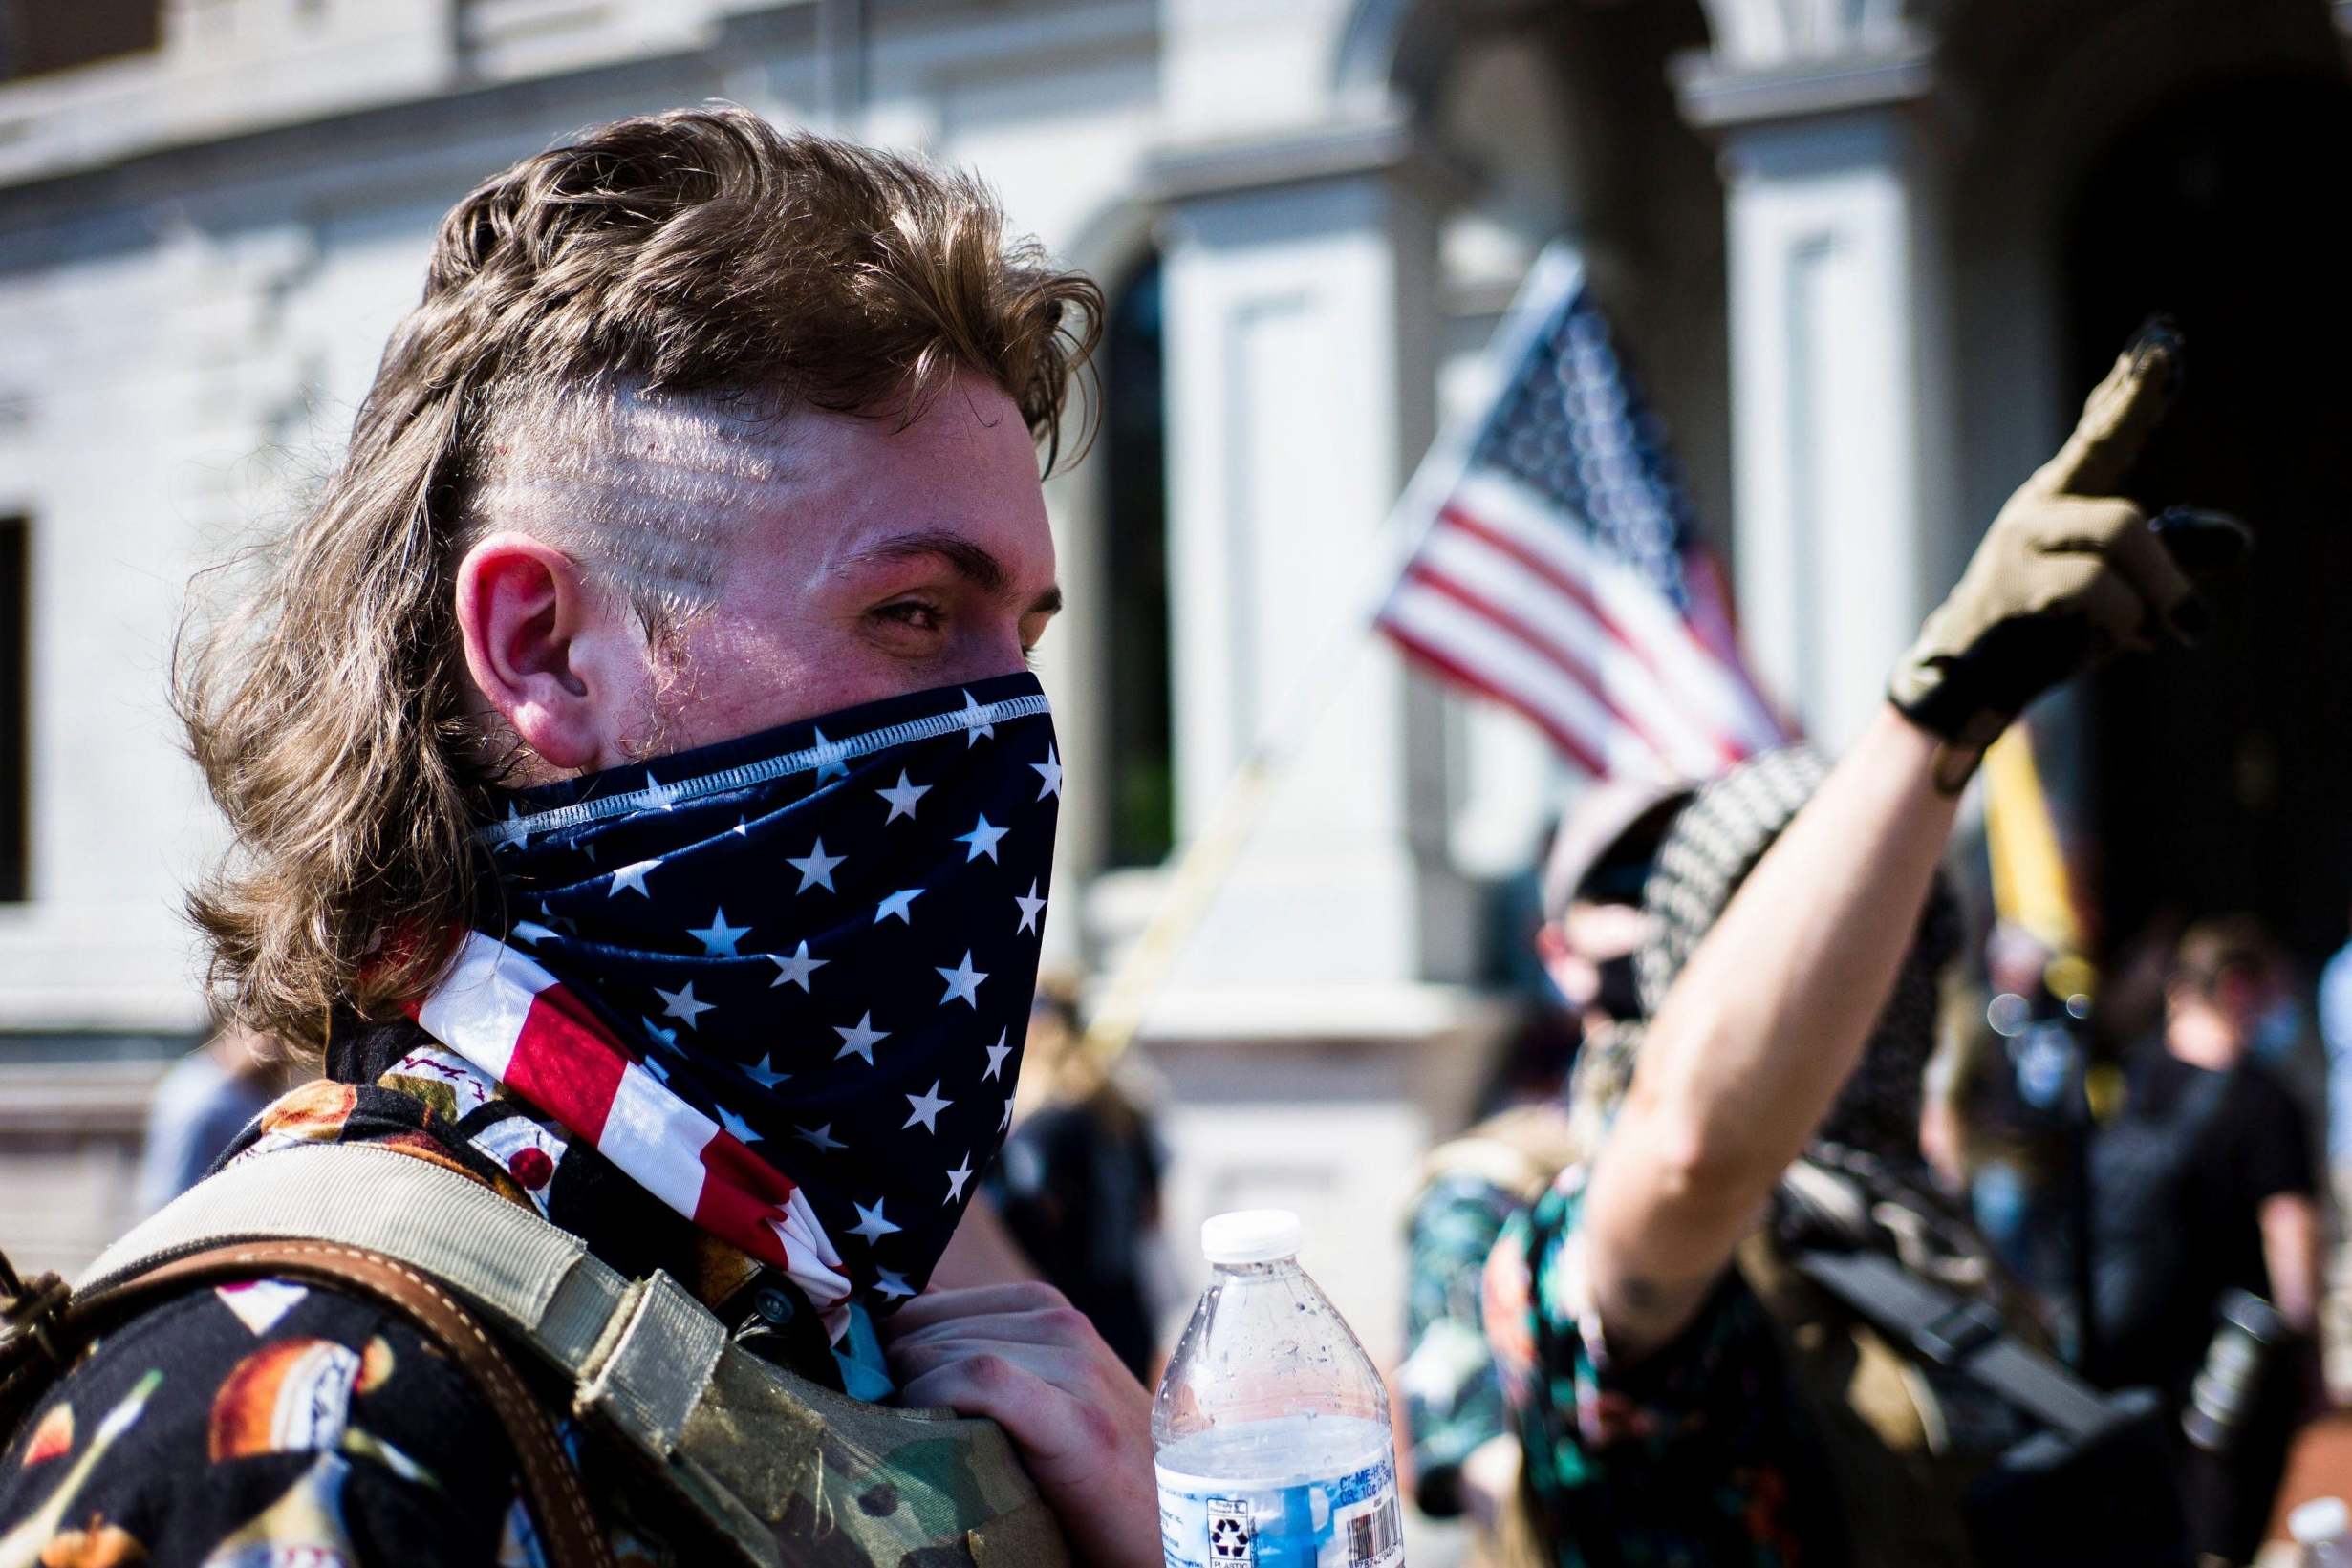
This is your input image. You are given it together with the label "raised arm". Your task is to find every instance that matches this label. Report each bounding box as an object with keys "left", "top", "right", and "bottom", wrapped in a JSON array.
[
  {"left": 1580, "top": 322, "right": 2243, "bottom": 1363},
  {"left": 1581, "top": 709, "right": 1959, "bottom": 1357}
]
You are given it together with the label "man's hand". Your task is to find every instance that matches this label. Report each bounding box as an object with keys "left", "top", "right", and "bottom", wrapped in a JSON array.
[
  {"left": 882, "top": 1283, "right": 1161, "bottom": 1568},
  {"left": 1889, "top": 318, "right": 2248, "bottom": 752}
]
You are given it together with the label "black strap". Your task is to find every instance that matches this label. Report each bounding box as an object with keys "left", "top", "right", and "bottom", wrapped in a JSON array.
[{"left": 1788, "top": 1244, "right": 2143, "bottom": 1443}]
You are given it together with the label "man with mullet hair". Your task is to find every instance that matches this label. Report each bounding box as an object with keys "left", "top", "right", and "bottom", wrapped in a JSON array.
[{"left": 0, "top": 108, "right": 1156, "bottom": 1567}]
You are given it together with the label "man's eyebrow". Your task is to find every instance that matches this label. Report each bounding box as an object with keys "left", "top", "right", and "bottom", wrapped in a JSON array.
[
  {"left": 846, "top": 527, "right": 1063, "bottom": 614},
  {"left": 846, "top": 528, "right": 1008, "bottom": 592}
]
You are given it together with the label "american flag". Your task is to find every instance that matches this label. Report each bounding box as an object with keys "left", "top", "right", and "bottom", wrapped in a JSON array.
[{"left": 1376, "top": 255, "right": 1782, "bottom": 779}]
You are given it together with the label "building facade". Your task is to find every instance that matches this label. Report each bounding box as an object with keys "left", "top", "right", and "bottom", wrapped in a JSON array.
[{"left": 3, "top": 0, "right": 2348, "bottom": 1446}]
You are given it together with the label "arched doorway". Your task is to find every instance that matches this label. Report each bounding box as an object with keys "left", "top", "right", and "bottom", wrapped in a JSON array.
[
  {"left": 1100, "top": 253, "right": 1174, "bottom": 870},
  {"left": 2065, "top": 74, "right": 2352, "bottom": 959}
]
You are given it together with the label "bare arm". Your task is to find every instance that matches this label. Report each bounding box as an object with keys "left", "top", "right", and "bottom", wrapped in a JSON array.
[
  {"left": 1918, "top": 1048, "right": 1971, "bottom": 1193},
  {"left": 1580, "top": 709, "right": 1962, "bottom": 1360},
  {"left": 2259, "top": 1191, "right": 2321, "bottom": 1334}
]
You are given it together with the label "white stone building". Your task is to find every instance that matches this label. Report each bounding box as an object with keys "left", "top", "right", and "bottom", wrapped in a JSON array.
[{"left": 4, "top": 0, "right": 2349, "bottom": 1447}]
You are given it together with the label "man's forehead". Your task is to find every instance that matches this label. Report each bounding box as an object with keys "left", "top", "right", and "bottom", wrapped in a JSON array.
[{"left": 763, "top": 384, "right": 1058, "bottom": 586}]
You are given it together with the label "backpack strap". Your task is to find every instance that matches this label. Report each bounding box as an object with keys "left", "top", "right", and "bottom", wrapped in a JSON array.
[
  {"left": 55, "top": 1237, "right": 614, "bottom": 1568},
  {"left": 78, "top": 1143, "right": 721, "bottom": 1460},
  {"left": 1414, "top": 1104, "right": 1582, "bottom": 1210}
]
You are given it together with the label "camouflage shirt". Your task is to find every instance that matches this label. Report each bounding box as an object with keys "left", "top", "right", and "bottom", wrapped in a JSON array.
[{"left": 0, "top": 1017, "right": 874, "bottom": 1567}]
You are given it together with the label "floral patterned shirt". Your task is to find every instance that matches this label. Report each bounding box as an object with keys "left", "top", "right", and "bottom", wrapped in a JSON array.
[
  {"left": 0, "top": 1017, "right": 852, "bottom": 1567},
  {"left": 1482, "top": 1164, "right": 1848, "bottom": 1568}
]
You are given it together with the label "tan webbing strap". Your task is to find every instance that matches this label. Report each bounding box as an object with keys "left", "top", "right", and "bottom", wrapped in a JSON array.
[
  {"left": 77, "top": 1146, "right": 727, "bottom": 1468},
  {"left": 578, "top": 1271, "right": 728, "bottom": 1460},
  {"left": 79, "top": 1144, "right": 631, "bottom": 1373},
  {"left": 82, "top": 1147, "right": 620, "bottom": 1354},
  {"left": 69, "top": 1239, "right": 614, "bottom": 1568}
]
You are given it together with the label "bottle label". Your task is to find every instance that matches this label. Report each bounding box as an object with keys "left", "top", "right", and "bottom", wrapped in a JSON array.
[{"left": 1155, "top": 1450, "right": 1405, "bottom": 1568}]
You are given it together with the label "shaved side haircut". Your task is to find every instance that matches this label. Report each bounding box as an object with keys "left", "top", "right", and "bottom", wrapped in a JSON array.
[{"left": 461, "top": 379, "right": 800, "bottom": 620}]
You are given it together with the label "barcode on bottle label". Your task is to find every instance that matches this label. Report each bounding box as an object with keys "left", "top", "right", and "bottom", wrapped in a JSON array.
[{"left": 1341, "top": 1493, "right": 1401, "bottom": 1566}]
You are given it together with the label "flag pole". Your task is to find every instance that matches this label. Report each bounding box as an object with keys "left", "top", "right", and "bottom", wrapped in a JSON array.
[{"left": 1080, "top": 244, "right": 1588, "bottom": 1064}]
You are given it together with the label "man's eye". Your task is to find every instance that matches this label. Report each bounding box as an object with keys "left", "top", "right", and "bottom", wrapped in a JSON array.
[{"left": 874, "top": 600, "right": 943, "bottom": 632}]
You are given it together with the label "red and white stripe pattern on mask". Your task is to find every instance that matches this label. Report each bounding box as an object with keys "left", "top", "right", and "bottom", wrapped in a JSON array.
[{"left": 408, "top": 928, "right": 852, "bottom": 1325}]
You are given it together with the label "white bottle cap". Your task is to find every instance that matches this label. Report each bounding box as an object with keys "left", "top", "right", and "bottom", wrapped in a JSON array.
[
  {"left": 2291, "top": 1496, "right": 2350, "bottom": 1544},
  {"left": 1201, "top": 1209, "right": 1302, "bottom": 1265}
]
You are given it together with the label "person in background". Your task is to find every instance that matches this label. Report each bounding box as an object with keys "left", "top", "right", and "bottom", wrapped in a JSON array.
[
  {"left": 2090, "top": 915, "right": 2321, "bottom": 1561},
  {"left": 1480, "top": 321, "right": 2240, "bottom": 1566},
  {"left": 133, "top": 1022, "right": 285, "bottom": 1214},
  {"left": 986, "top": 976, "right": 1168, "bottom": 1381},
  {"left": 1468, "top": 1004, "right": 1585, "bottom": 1128},
  {"left": 2318, "top": 905, "right": 2352, "bottom": 1400},
  {"left": 1396, "top": 780, "right": 1687, "bottom": 1561}
]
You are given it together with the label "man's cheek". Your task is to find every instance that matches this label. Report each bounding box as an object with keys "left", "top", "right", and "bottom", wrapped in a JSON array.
[{"left": 658, "top": 620, "right": 839, "bottom": 747}]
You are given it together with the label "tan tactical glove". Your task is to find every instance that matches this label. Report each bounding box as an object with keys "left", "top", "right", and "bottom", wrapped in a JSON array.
[{"left": 1889, "top": 318, "right": 2250, "bottom": 755}]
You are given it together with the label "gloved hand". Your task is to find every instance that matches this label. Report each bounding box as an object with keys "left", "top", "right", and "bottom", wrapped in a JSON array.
[{"left": 1889, "top": 318, "right": 2250, "bottom": 752}]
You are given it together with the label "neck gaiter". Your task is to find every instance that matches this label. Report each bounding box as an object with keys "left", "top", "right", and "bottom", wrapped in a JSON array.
[{"left": 410, "top": 672, "right": 1061, "bottom": 1329}]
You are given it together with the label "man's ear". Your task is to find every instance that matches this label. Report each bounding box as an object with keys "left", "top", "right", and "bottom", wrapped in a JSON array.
[{"left": 454, "top": 531, "right": 643, "bottom": 773}]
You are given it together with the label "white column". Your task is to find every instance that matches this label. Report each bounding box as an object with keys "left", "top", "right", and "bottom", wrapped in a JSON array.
[
  {"left": 1148, "top": 120, "right": 1471, "bottom": 995},
  {"left": 1681, "top": 54, "right": 1960, "bottom": 749}
]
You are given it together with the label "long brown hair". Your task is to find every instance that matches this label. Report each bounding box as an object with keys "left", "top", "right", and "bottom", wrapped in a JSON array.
[{"left": 179, "top": 106, "right": 1103, "bottom": 1057}]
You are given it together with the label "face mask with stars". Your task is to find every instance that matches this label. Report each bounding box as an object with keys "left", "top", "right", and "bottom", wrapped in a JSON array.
[{"left": 465, "top": 671, "right": 1062, "bottom": 1315}]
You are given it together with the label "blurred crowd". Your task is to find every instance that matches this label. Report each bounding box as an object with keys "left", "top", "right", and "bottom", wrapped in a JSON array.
[{"left": 1393, "top": 773, "right": 2352, "bottom": 1568}]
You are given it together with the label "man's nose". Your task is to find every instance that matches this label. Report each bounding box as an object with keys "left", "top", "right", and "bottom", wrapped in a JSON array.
[{"left": 945, "top": 623, "right": 1032, "bottom": 686}]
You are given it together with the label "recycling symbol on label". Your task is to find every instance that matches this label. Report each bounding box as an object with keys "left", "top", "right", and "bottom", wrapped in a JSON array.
[{"left": 1207, "top": 1499, "right": 1254, "bottom": 1563}]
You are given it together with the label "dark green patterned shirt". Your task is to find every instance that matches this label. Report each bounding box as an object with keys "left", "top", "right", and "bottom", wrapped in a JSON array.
[{"left": 1400, "top": 1167, "right": 1524, "bottom": 1514}]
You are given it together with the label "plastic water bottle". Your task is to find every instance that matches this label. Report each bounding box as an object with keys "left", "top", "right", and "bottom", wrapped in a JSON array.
[{"left": 1153, "top": 1210, "right": 1405, "bottom": 1568}]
